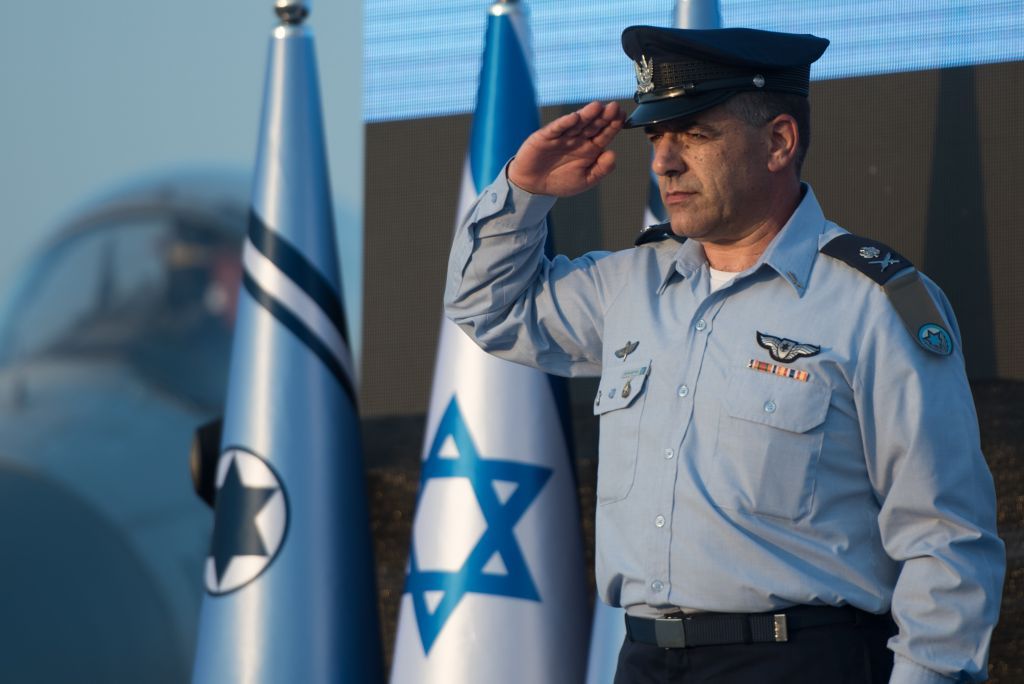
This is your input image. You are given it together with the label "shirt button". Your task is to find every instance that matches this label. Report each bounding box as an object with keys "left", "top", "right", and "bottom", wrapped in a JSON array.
[
  {"left": 655, "top": 515, "right": 666, "bottom": 528},
  {"left": 663, "top": 448, "right": 674, "bottom": 459},
  {"left": 490, "top": 191, "right": 498, "bottom": 203},
  {"left": 695, "top": 319, "right": 707, "bottom": 331},
  {"left": 651, "top": 580, "right": 664, "bottom": 592},
  {"left": 764, "top": 400, "right": 777, "bottom": 413},
  {"left": 677, "top": 384, "right": 689, "bottom": 397}
]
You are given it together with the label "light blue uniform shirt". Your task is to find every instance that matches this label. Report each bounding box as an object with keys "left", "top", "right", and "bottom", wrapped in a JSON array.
[{"left": 444, "top": 172, "right": 1004, "bottom": 684}]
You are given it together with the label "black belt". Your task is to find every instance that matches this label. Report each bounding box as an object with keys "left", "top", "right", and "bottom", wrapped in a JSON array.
[{"left": 625, "top": 605, "right": 886, "bottom": 649}]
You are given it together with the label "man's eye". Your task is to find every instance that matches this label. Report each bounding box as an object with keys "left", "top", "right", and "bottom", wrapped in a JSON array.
[
  {"left": 687, "top": 131, "right": 707, "bottom": 140},
  {"left": 647, "top": 133, "right": 662, "bottom": 143}
]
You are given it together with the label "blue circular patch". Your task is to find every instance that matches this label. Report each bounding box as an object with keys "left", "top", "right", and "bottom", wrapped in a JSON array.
[{"left": 917, "top": 323, "right": 953, "bottom": 356}]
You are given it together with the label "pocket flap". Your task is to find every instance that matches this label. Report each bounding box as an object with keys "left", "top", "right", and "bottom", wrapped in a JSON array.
[
  {"left": 723, "top": 369, "right": 830, "bottom": 433},
  {"left": 594, "top": 361, "right": 652, "bottom": 415}
]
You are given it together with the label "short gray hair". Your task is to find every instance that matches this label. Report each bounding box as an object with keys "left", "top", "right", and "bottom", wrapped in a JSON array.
[{"left": 722, "top": 91, "right": 811, "bottom": 176}]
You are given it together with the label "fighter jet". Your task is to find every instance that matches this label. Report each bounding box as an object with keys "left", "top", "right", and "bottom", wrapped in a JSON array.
[{"left": 0, "top": 171, "right": 246, "bottom": 682}]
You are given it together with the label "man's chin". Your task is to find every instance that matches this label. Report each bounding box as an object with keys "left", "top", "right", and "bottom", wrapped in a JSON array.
[{"left": 667, "top": 218, "right": 711, "bottom": 241}]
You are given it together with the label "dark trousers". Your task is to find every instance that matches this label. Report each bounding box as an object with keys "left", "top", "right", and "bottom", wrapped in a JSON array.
[{"left": 614, "top": 615, "right": 896, "bottom": 684}]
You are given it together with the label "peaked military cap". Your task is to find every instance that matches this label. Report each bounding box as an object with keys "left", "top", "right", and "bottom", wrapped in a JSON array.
[{"left": 621, "top": 26, "right": 829, "bottom": 128}]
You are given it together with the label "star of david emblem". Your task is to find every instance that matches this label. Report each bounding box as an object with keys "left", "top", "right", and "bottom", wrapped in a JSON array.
[
  {"left": 917, "top": 323, "right": 953, "bottom": 356},
  {"left": 405, "top": 397, "right": 552, "bottom": 654},
  {"left": 205, "top": 447, "right": 288, "bottom": 595}
]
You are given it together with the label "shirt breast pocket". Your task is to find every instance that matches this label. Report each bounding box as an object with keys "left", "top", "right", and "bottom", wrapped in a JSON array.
[
  {"left": 593, "top": 361, "right": 652, "bottom": 505},
  {"left": 710, "top": 369, "right": 830, "bottom": 520}
]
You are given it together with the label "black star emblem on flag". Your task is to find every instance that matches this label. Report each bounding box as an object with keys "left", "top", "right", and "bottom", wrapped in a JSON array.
[{"left": 209, "top": 455, "right": 278, "bottom": 585}]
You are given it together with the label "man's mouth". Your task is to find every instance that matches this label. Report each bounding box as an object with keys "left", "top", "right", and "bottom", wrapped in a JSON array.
[{"left": 663, "top": 190, "right": 697, "bottom": 205}]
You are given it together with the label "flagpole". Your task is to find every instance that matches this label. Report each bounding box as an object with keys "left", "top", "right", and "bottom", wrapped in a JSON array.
[{"left": 191, "top": 1, "right": 383, "bottom": 680}]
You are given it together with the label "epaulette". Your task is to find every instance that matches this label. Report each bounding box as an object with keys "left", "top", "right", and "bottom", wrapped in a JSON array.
[
  {"left": 820, "top": 234, "right": 954, "bottom": 357},
  {"left": 635, "top": 221, "right": 687, "bottom": 247}
]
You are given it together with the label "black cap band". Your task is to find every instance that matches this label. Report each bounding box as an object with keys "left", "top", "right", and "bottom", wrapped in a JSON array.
[{"left": 636, "top": 62, "right": 811, "bottom": 102}]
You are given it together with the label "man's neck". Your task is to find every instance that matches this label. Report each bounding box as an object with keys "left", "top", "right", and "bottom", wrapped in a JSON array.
[{"left": 701, "top": 184, "right": 802, "bottom": 272}]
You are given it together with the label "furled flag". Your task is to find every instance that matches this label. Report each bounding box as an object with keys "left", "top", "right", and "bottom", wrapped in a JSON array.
[
  {"left": 191, "top": 2, "right": 383, "bottom": 681},
  {"left": 389, "top": 1, "right": 589, "bottom": 681},
  {"left": 590, "top": 6, "right": 727, "bottom": 683}
]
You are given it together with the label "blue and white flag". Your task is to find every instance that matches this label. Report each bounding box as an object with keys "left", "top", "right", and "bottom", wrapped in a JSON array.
[
  {"left": 191, "top": 6, "right": 383, "bottom": 682},
  {"left": 389, "top": 1, "right": 588, "bottom": 681}
]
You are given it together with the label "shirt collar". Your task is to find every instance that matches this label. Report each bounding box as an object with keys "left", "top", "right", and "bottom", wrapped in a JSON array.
[{"left": 656, "top": 183, "right": 826, "bottom": 298}]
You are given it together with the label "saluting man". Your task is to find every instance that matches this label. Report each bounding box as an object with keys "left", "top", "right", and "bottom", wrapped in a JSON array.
[{"left": 444, "top": 25, "right": 1004, "bottom": 684}]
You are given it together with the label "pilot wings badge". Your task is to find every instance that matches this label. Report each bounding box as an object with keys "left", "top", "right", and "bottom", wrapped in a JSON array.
[
  {"left": 634, "top": 55, "right": 655, "bottom": 94},
  {"left": 756, "top": 331, "right": 821, "bottom": 364}
]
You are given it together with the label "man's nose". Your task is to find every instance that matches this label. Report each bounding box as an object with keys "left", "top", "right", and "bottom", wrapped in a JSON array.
[{"left": 651, "top": 138, "right": 685, "bottom": 177}]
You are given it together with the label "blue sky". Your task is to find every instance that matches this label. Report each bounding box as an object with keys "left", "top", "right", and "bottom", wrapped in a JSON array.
[{"left": 0, "top": 1, "right": 364, "bottom": 360}]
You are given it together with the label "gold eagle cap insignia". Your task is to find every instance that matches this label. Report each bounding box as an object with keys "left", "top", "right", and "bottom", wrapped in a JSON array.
[
  {"left": 634, "top": 55, "right": 655, "bottom": 94},
  {"left": 756, "top": 331, "right": 821, "bottom": 364}
]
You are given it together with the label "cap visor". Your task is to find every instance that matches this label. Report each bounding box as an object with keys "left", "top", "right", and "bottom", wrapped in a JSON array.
[{"left": 624, "top": 90, "right": 737, "bottom": 128}]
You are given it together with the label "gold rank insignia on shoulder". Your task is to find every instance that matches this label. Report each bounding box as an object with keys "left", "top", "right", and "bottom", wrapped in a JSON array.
[{"left": 634, "top": 55, "right": 655, "bottom": 94}]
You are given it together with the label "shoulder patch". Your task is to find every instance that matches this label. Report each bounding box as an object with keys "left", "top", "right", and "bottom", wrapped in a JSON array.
[
  {"left": 822, "top": 234, "right": 953, "bottom": 357},
  {"left": 819, "top": 233, "right": 911, "bottom": 286},
  {"left": 886, "top": 272, "right": 955, "bottom": 356},
  {"left": 635, "top": 222, "right": 687, "bottom": 247}
]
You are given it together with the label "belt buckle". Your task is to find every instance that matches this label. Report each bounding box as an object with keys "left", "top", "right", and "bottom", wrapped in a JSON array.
[
  {"left": 654, "top": 617, "right": 687, "bottom": 648},
  {"left": 773, "top": 613, "right": 789, "bottom": 642}
]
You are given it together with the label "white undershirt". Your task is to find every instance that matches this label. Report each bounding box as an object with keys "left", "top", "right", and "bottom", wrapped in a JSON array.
[{"left": 708, "top": 266, "right": 736, "bottom": 292}]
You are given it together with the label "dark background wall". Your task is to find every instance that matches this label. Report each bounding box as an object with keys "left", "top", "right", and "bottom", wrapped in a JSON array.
[{"left": 360, "top": 61, "right": 1024, "bottom": 679}]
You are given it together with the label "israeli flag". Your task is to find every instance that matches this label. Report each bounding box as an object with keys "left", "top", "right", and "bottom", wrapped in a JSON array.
[
  {"left": 191, "top": 6, "right": 383, "bottom": 682},
  {"left": 590, "top": 6, "right": 725, "bottom": 682},
  {"left": 389, "top": 1, "right": 588, "bottom": 681}
]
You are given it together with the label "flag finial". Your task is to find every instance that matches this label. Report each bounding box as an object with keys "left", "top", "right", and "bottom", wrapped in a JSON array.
[{"left": 275, "top": 0, "right": 309, "bottom": 25}]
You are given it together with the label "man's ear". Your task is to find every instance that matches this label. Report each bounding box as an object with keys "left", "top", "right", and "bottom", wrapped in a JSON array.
[{"left": 766, "top": 114, "right": 799, "bottom": 173}]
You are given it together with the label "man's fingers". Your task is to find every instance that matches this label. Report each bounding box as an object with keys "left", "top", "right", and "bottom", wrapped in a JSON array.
[
  {"left": 575, "top": 100, "right": 606, "bottom": 122},
  {"left": 545, "top": 110, "right": 583, "bottom": 137},
  {"left": 590, "top": 115, "right": 624, "bottom": 148},
  {"left": 546, "top": 101, "right": 608, "bottom": 138},
  {"left": 587, "top": 149, "right": 617, "bottom": 183},
  {"left": 575, "top": 101, "right": 625, "bottom": 144}
]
